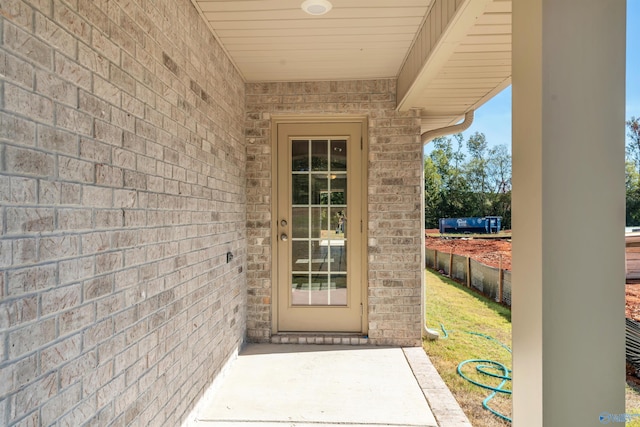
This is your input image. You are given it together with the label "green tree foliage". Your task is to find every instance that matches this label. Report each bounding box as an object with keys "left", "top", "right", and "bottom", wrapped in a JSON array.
[
  {"left": 424, "top": 132, "right": 512, "bottom": 229},
  {"left": 426, "top": 117, "right": 640, "bottom": 229},
  {"left": 627, "top": 117, "right": 640, "bottom": 226}
]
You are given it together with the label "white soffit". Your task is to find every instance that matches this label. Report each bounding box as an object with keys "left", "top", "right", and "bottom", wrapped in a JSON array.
[
  {"left": 191, "top": 0, "right": 432, "bottom": 82},
  {"left": 190, "top": 0, "right": 512, "bottom": 132},
  {"left": 415, "top": 0, "right": 512, "bottom": 131}
]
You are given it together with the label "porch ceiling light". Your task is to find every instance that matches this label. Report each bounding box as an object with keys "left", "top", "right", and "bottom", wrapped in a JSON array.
[{"left": 301, "top": 0, "right": 332, "bottom": 16}]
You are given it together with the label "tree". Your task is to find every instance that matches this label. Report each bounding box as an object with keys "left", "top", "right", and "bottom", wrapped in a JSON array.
[
  {"left": 486, "top": 144, "right": 512, "bottom": 229},
  {"left": 628, "top": 117, "right": 640, "bottom": 225},
  {"left": 424, "top": 156, "right": 442, "bottom": 229},
  {"left": 627, "top": 117, "right": 640, "bottom": 171},
  {"left": 423, "top": 132, "right": 512, "bottom": 230},
  {"left": 465, "top": 132, "right": 490, "bottom": 216},
  {"left": 425, "top": 135, "right": 474, "bottom": 224}
]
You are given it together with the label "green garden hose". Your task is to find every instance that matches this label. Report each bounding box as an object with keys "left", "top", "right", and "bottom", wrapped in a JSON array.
[
  {"left": 457, "top": 358, "right": 512, "bottom": 423},
  {"left": 439, "top": 323, "right": 449, "bottom": 339},
  {"left": 437, "top": 324, "right": 512, "bottom": 423}
]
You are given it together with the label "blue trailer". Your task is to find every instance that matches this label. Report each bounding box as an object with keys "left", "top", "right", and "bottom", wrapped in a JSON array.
[{"left": 439, "top": 216, "right": 502, "bottom": 234}]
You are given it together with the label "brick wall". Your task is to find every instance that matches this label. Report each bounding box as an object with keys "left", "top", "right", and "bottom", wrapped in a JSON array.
[
  {"left": 0, "top": 0, "right": 246, "bottom": 425},
  {"left": 245, "top": 80, "right": 423, "bottom": 346}
]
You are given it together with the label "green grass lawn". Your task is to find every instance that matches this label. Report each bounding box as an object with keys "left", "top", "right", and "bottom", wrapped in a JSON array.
[
  {"left": 423, "top": 268, "right": 512, "bottom": 427},
  {"left": 627, "top": 382, "right": 640, "bottom": 426},
  {"left": 424, "top": 267, "right": 640, "bottom": 426}
]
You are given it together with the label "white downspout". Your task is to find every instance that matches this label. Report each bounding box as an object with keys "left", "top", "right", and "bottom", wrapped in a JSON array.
[
  {"left": 421, "top": 110, "right": 475, "bottom": 340},
  {"left": 421, "top": 110, "right": 475, "bottom": 144}
]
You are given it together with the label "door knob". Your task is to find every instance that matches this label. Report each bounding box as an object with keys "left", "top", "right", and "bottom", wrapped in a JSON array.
[
  {"left": 280, "top": 219, "right": 288, "bottom": 227},
  {"left": 280, "top": 233, "right": 288, "bottom": 241}
]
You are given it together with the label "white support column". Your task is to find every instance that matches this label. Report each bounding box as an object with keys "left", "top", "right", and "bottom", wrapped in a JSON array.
[{"left": 512, "top": 0, "right": 626, "bottom": 426}]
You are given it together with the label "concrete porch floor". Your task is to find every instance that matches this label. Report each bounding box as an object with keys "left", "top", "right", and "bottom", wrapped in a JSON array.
[{"left": 186, "top": 344, "right": 471, "bottom": 427}]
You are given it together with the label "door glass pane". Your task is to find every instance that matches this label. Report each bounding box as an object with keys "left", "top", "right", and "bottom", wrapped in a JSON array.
[
  {"left": 310, "top": 240, "right": 329, "bottom": 272},
  {"left": 311, "top": 175, "right": 329, "bottom": 205},
  {"left": 292, "top": 207, "right": 309, "bottom": 239},
  {"left": 331, "top": 209, "right": 346, "bottom": 235},
  {"left": 309, "top": 274, "right": 329, "bottom": 305},
  {"left": 292, "top": 140, "right": 309, "bottom": 171},
  {"left": 330, "top": 175, "right": 347, "bottom": 205},
  {"left": 331, "top": 140, "right": 347, "bottom": 171},
  {"left": 292, "top": 175, "right": 309, "bottom": 205},
  {"left": 330, "top": 275, "right": 347, "bottom": 306},
  {"left": 291, "top": 137, "right": 349, "bottom": 307},
  {"left": 292, "top": 241, "right": 309, "bottom": 271},
  {"left": 311, "top": 140, "right": 328, "bottom": 171},
  {"left": 291, "top": 274, "right": 310, "bottom": 306},
  {"left": 329, "top": 243, "right": 346, "bottom": 272},
  {"left": 311, "top": 207, "right": 327, "bottom": 239}
]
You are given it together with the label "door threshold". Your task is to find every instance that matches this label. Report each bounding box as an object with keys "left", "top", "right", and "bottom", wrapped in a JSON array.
[{"left": 271, "top": 333, "right": 369, "bottom": 345}]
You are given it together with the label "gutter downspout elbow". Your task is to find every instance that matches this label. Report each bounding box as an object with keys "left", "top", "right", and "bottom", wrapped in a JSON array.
[
  {"left": 421, "top": 110, "right": 474, "bottom": 341},
  {"left": 421, "top": 110, "right": 475, "bottom": 145}
]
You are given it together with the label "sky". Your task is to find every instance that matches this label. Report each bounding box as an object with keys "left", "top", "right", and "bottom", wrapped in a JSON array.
[{"left": 425, "top": 1, "right": 639, "bottom": 155}]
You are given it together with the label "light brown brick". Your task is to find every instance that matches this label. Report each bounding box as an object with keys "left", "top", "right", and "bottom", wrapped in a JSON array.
[
  {"left": 40, "top": 334, "right": 82, "bottom": 372},
  {"left": 4, "top": 83, "right": 54, "bottom": 124},
  {"left": 59, "top": 303, "right": 94, "bottom": 335},
  {"left": 0, "top": 294, "right": 38, "bottom": 329},
  {"left": 41, "top": 382, "right": 82, "bottom": 426},
  {"left": 59, "top": 256, "right": 94, "bottom": 285},
  {"left": 81, "top": 232, "right": 111, "bottom": 254},
  {"left": 96, "top": 164, "right": 123, "bottom": 187},
  {"left": 92, "top": 28, "right": 120, "bottom": 62},
  {"left": 83, "top": 318, "right": 113, "bottom": 349},
  {"left": 38, "top": 125, "right": 78, "bottom": 156},
  {"left": 3, "top": 21, "right": 53, "bottom": 69},
  {"left": 10, "top": 374, "right": 56, "bottom": 422},
  {"left": 95, "top": 119, "right": 123, "bottom": 146},
  {"left": 58, "top": 400, "right": 96, "bottom": 427},
  {"left": 0, "top": 0, "right": 251, "bottom": 424},
  {"left": 62, "top": 352, "right": 97, "bottom": 392},
  {"left": 41, "top": 283, "right": 81, "bottom": 316},
  {"left": 39, "top": 234, "right": 79, "bottom": 261},
  {"left": 53, "top": 0, "right": 92, "bottom": 43},
  {"left": 35, "top": 12, "right": 77, "bottom": 59},
  {"left": 112, "top": 148, "right": 135, "bottom": 170},
  {"left": 84, "top": 274, "right": 113, "bottom": 301},
  {"left": 61, "top": 182, "right": 83, "bottom": 205},
  {"left": 80, "top": 137, "right": 112, "bottom": 163},
  {"left": 6, "top": 207, "right": 55, "bottom": 234},
  {"left": 12, "top": 238, "right": 37, "bottom": 265},
  {"left": 79, "top": 90, "right": 112, "bottom": 121},
  {"left": 9, "top": 176, "right": 37, "bottom": 204},
  {"left": 57, "top": 208, "right": 92, "bottom": 230},
  {"left": 82, "top": 185, "right": 112, "bottom": 208},
  {"left": 95, "top": 209, "right": 122, "bottom": 229},
  {"left": 95, "top": 252, "right": 121, "bottom": 274},
  {"left": 0, "top": 50, "right": 35, "bottom": 89},
  {"left": 55, "top": 52, "right": 92, "bottom": 91},
  {"left": 8, "top": 317, "right": 56, "bottom": 358},
  {"left": 110, "top": 66, "right": 136, "bottom": 95},
  {"left": 0, "top": 0, "right": 34, "bottom": 30},
  {"left": 59, "top": 155, "right": 94, "bottom": 183},
  {"left": 81, "top": 357, "right": 112, "bottom": 397},
  {"left": 56, "top": 104, "right": 93, "bottom": 136},
  {"left": 0, "top": 112, "right": 36, "bottom": 145},
  {"left": 96, "top": 292, "right": 125, "bottom": 322},
  {"left": 94, "top": 75, "right": 122, "bottom": 107},
  {"left": 78, "top": 42, "right": 110, "bottom": 78}
]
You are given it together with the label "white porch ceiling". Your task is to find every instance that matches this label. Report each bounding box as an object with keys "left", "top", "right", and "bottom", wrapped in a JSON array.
[{"left": 190, "top": 0, "right": 512, "bottom": 132}]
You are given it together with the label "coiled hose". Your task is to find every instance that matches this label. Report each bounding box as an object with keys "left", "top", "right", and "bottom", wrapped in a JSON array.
[{"left": 439, "top": 324, "right": 512, "bottom": 423}]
